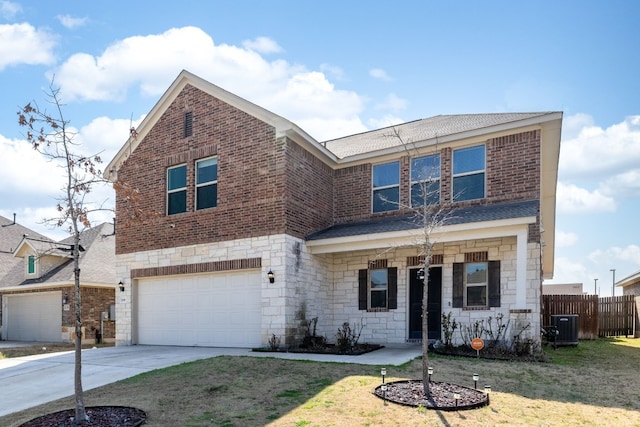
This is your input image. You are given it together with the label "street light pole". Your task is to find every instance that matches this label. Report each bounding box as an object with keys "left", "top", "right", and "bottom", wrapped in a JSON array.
[
  {"left": 610, "top": 269, "right": 616, "bottom": 297},
  {"left": 594, "top": 278, "right": 598, "bottom": 295}
]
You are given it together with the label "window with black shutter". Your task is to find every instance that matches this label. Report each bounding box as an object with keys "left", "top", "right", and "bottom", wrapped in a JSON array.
[{"left": 358, "top": 266, "right": 397, "bottom": 310}]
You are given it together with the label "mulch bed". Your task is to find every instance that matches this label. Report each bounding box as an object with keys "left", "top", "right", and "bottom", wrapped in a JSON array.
[
  {"left": 433, "top": 345, "right": 549, "bottom": 362},
  {"left": 19, "top": 406, "right": 146, "bottom": 427},
  {"left": 253, "top": 343, "right": 384, "bottom": 355},
  {"left": 374, "top": 380, "right": 489, "bottom": 410}
]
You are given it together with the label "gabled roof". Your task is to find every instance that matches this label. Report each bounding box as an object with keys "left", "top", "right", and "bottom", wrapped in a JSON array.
[
  {"left": 616, "top": 269, "right": 640, "bottom": 288},
  {"left": 323, "top": 112, "right": 562, "bottom": 159},
  {"left": 105, "top": 69, "right": 334, "bottom": 180},
  {"left": 307, "top": 200, "right": 539, "bottom": 240},
  {"left": 0, "top": 222, "right": 116, "bottom": 289},
  {"left": 0, "top": 215, "right": 51, "bottom": 281}
]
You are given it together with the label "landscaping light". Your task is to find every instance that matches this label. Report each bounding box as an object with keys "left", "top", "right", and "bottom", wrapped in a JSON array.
[
  {"left": 381, "top": 367, "right": 386, "bottom": 384},
  {"left": 484, "top": 385, "right": 491, "bottom": 405},
  {"left": 381, "top": 384, "right": 387, "bottom": 405},
  {"left": 428, "top": 366, "right": 433, "bottom": 382},
  {"left": 417, "top": 268, "right": 425, "bottom": 280},
  {"left": 118, "top": 281, "right": 125, "bottom": 292},
  {"left": 453, "top": 392, "right": 460, "bottom": 408},
  {"left": 267, "top": 269, "right": 275, "bottom": 284},
  {"left": 473, "top": 373, "right": 479, "bottom": 389}
]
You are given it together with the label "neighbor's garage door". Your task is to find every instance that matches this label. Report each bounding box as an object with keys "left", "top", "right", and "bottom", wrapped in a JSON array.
[
  {"left": 136, "top": 271, "right": 262, "bottom": 347},
  {"left": 5, "top": 292, "right": 62, "bottom": 342}
]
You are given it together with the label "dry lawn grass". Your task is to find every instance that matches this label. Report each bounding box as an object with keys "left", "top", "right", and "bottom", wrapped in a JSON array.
[{"left": 1, "top": 338, "right": 640, "bottom": 426}]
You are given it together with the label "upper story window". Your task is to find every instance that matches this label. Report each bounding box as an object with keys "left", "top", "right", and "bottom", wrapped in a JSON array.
[
  {"left": 411, "top": 154, "right": 441, "bottom": 206},
  {"left": 167, "top": 164, "right": 187, "bottom": 215},
  {"left": 452, "top": 145, "right": 485, "bottom": 202},
  {"left": 27, "top": 255, "right": 36, "bottom": 275},
  {"left": 196, "top": 157, "right": 218, "bottom": 210},
  {"left": 372, "top": 161, "right": 400, "bottom": 213},
  {"left": 184, "top": 111, "right": 193, "bottom": 138}
]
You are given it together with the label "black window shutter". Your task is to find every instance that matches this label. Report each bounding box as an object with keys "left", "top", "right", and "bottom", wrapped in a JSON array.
[
  {"left": 358, "top": 269, "right": 368, "bottom": 310},
  {"left": 488, "top": 260, "right": 501, "bottom": 307},
  {"left": 452, "top": 263, "right": 463, "bottom": 308},
  {"left": 387, "top": 267, "right": 397, "bottom": 309}
]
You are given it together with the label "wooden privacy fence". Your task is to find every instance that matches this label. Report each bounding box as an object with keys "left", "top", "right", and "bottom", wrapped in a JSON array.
[
  {"left": 542, "top": 294, "right": 598, "bottom": 339},
  {"left": 542, "top": 294, "right": 636, "bottom": 339}
]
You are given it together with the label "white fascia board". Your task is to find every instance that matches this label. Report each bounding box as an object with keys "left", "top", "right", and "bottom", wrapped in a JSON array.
[{"left": 306, "top": 216, "right": 536, "bottom": 254}]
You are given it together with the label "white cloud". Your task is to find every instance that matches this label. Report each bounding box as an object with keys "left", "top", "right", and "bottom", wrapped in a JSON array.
[
  {"left": 589, "top": 245, "right": 640, "bottom": 267},
  {"left": 559, "top": 114, "right": 640, "bottom": 179},
  {"left": 0, "top": 1, "right": 21, "bottom": 19},
  {"left": 545, "top": 256, "right": 587, "bottom": 284},
  {"left": 57, "top": 14, "right": 89, "bottom": 29},
  {"left": 370, "top": 68, "right": 392, "bottom": 81},
  {"left": 367, "top": 114, "right": 404, "bottom": 130},
  {"left": 52, "top": 26, "right": 366, "bottom": 140},
  {"left": 600, "top": 169, "right": 640, "bottom": 198},
  {"left": 556, "top": 181, "right": 616, "bottom": 214},
  {"left": 320, "top": 63, "right": 346, "bottom": 81},
  {"left": 0, "top": 23, "right": 56, "bottom": 70},
  {"left": 242, "top": 36, "right": 282, "bottom": 54},
  {"left": 556, "top": 230, "right": 579, "bottom": 248},
  {"left": 375, "top": 93, "right": 407, "bottom": 112}
]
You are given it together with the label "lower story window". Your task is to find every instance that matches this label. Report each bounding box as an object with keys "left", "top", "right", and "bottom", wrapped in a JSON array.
[
  {"left": 453, "top": 261, "right": 500, "bottom": 308},
  {"left": 358, "top": 267, "right": 397, "bottom": 311}
]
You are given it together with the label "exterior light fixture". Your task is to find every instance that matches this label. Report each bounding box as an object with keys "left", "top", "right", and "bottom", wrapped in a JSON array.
[
  {"left": 428, "top": 366, "right": 433, "bottom": 382},
  {"left": 453, "top": 392, "right": 461, "bottom": 408},
  {"left": 417, "top": 268, "right": 425, "bottom": 281},
  {"left": 484, "top": 385, "right": 491, "bottom": 405},
  {"left": 267, "top": 269, "right": 275, "bottom": 284},
  {"left": 381, "top": 367, "right": 386, "bottom": 384},
  {"left": 118, "top": 281, "right": 125, "bottom": 292},
  {"left": 62, "top": 294, "right": 68, "bottom": 305},
  {"left": 381, "top": 384, "right": 387, "bottom": 404},
  {"left": 473, "top": 373, "right": 479, "bottom": 390}
]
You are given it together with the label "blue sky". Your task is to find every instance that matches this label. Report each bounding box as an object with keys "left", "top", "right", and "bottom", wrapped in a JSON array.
[{"left": 0, "top": 1, "right": 638, "bottom": 295}]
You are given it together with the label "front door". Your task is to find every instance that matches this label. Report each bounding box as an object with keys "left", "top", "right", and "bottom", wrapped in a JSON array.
[{"left": 409, "top": 267, "right": 442, "bottom": 340}]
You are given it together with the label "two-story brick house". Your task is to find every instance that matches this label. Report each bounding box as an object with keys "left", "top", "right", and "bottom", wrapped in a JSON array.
[{"left": 106, "top": 70, "right": 562, "bottom": 348}]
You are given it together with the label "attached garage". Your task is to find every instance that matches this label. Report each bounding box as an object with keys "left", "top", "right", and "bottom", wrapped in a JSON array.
[
  {"left": 4, "top": 292, "right": 62, "bottom": 342},
  {"left": 135, "top": 270, "right": 262, "bottom": 347}
]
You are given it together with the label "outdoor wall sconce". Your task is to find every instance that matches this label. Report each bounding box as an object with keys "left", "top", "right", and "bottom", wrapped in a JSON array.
[
  {"left": 62, "top": 294, "right": 68, "bottom": 305},
  {"left": 417, "top": 268, "right": 425, "bottom": 280},
  {"left": 428, "top": 366, "right": 433, "bottom": 382},
  {"left": 267, "top": 269, "right": 275, "bottom": 284},
  {"left": 118, "top": 281, "right": 125, "bottom": 292},
  {"left": 473, "top": 373, "right": 479, "bottom": 389}
]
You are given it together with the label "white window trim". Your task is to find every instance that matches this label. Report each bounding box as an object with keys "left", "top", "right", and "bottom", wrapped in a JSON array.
[
  {"left": 369, "top": 268, "right": 388, "bottom": 309},
  {"left": 167, "top": 163, "right": 187, "bottom": 215},
  {"left": 452, "top": 145, "right": 486, "bottom": 202},
  {"left": 195, "top": 156, "right": 218, "bottom": 210},
  {"left": 410, "top": 154, "right": 441, "bottom": 206},
  {"left": 464, "top": 261, "right": 488, "bottom": 307},
  {"left": 372, "top": 161, "right": 400, "bottom": 213}
]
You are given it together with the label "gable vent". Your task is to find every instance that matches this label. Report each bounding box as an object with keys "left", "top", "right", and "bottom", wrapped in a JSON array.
[{"left": 184, "top": 111, "right": 193, "bottom": 138}]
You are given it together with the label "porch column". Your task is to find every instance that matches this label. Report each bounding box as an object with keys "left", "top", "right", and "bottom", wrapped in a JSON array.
[{"left": 515, "top": 228, "right": 528, "bottom": 308}]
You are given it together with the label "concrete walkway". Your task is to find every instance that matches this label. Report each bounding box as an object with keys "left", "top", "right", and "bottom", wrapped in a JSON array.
[{"left": 0, "top": 343, "right": 421, "bottom": 417}]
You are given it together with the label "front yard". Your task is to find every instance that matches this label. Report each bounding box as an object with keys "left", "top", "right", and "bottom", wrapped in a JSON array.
[{"left": 1, "top": 338, "right": 640, "bottom": 426}]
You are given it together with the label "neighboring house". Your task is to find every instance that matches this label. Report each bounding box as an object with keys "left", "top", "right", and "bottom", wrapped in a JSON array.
[
  {"left": 106, "top": 70, "right": 562, "bottom": 348},
  {"left": 542, "top": 283, "right": 584, "bottom": 295},
  {"left": 0, "top": 216, "right": 117, "bottom": 343},
  {"left": 617, "top": 269, "right": 640, "bottom": 296}
]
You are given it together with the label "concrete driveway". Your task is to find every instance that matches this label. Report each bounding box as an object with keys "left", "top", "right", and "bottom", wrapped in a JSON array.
[{"left": 0, "top": 343, "right": 421, "bottom": 417}]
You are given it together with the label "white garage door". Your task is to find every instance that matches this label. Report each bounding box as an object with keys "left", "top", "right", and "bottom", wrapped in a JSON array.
[
  {"left": 136, "top": 271, "right": 262, "bottom": 347},
  {"left": 5, "top": 292, "right": 62, "bottom": 342}
]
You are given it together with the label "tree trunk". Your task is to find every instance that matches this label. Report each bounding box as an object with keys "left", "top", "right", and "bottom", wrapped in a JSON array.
[
  {"left": 421, "top": 262, "right": 431, "bottom": 397},
  {"left": 73, "top": 245, "right": 87, "bottom": 423}
]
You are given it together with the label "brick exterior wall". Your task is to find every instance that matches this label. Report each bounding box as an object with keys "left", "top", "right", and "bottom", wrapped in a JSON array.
[{"left": 332, "top": 131, "right": 541, "bottom": 229}]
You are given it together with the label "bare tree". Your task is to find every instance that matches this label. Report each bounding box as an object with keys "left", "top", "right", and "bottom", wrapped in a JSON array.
[
  {"left": 380, "top": 128, "right": 453, "bottom": 398},
  {"left": 17, "top": 81, "right": 109, "bottom": 424}
]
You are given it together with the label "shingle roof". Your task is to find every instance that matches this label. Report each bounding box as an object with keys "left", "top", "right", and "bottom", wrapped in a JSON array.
[
  {"left": 0, "top": 216, "right": 51, "bottom": 281},
  {"left": 306, "top": 200, "right": 539, "bottom": 241},
  {"left": 0, "top": 222, "right": 116, "bottom": 288},
  {"left": 322, "top": 113, "right": 557, "bottom": 159}
]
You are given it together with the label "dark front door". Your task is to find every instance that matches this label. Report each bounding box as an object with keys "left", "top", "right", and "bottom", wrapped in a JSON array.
[{"left": 409, "top": 267, "right": 442, "bottom": 340}]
